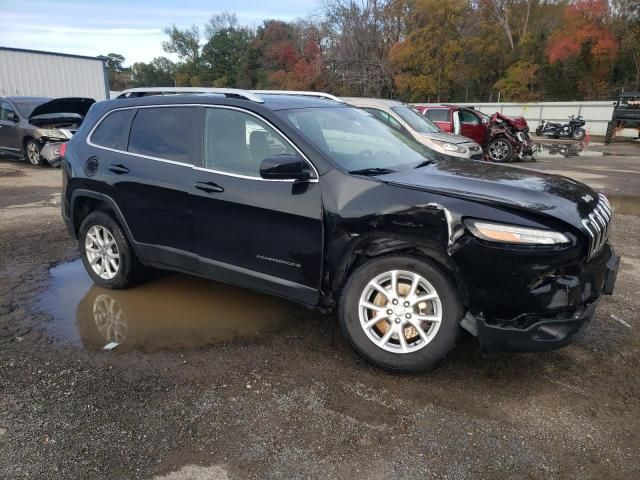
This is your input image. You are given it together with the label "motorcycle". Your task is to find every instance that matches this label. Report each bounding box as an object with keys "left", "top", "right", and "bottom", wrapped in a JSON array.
[
  {"left": 536, "top": 115, "right": 586, "bottom": 141},
  {"left": 484, "top": 112, "right": 535, "bottom": 162}
]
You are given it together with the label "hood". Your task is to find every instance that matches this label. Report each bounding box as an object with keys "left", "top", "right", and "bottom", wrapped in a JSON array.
[
  {"left": 379, "top": 157, "right": 599, "bottom": 227},
  {"left": 29, "top": 97, "right": 95, "bottom": 121},
  {"left": 492, "top": 112, "right": 528, "bottom": 131},
  {"left": 417, "top": 132, "right": 478, "bottom": 145}
]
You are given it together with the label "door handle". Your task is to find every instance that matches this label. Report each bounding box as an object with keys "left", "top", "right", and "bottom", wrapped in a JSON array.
[
  {"left": 195, "top": 181, "right": 224, "bottom": 194},
  {"left": 108, "top": 164, "right": 129, "bottom": 175}
]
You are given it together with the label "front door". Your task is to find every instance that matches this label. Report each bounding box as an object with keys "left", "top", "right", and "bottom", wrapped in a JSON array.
[
  {"left": 0, "top": 101, "right": 21, "bottom": 155},
  {"left": 191, "top": 106, "right": 323, "bottom": 304},
  {"left": 460, "top": 109, "right": 486, "bottom": 144}
]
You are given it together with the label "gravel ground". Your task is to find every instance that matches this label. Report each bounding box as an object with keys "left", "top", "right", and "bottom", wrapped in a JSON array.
[{"left": 0, "top": 142, "right": 638, "bottom": 480}]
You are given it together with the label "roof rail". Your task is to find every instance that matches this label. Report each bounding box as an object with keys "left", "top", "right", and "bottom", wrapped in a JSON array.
[
  {"left": 251, "top": 90, "right": 344, "bottom": 103},
  {"left": 116, "top": 87, "right": 264, "bottom": 103}
]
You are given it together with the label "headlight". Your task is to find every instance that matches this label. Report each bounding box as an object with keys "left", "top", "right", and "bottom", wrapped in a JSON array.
[
  {"left": 466, "top": 220, "right": 570, "bottom": 245},
  {"left": 432, "top": 140, "right": 467, "bottom": 153}
]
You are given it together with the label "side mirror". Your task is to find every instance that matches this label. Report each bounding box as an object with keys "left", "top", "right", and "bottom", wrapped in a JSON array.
[{"left": 260, "top": 154, "right": 311, "bottom": 181}]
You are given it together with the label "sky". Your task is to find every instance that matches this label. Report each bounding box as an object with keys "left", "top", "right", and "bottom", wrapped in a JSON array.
[{"left": 0, "top": 0, "right": 319, "bottom": 65}]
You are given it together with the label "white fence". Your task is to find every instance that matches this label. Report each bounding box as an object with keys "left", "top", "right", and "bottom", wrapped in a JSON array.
[{"left": 414, "top": 101, "right": 630, "bottom": 137}]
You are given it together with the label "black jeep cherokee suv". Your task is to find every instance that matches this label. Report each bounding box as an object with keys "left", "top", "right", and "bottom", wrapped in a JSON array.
[{"left": 61, "top": 90, "right": 619, "bottom": 372}]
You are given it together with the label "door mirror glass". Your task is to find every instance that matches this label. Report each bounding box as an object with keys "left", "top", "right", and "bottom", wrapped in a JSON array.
[{"left": 260, "top": 154, "right": 309, "bottom": 180}]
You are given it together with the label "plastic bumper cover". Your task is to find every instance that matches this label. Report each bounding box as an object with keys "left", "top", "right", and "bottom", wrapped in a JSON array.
[{"left": 462, "top": 252, "right": 620, "bottom": 353}]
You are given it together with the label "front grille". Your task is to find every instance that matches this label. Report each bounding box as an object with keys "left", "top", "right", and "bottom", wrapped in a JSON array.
[{"left": 582, "top": 194, "right": 613, "bottom": 259}]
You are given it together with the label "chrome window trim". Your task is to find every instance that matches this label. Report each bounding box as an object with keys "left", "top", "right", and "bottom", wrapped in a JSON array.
[{"left": 86, "top": 103, "right": 320, "bottom": 183}]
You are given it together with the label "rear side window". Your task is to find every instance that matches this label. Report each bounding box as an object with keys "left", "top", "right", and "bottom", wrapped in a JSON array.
[
  {"left": 91, "top": 109, "right": 135, "bottom": 150},
  {"left": 128, "top": 107, "right": 197, "bottom": 163},
  {"left": 426, "top": 109, "right": 449, "bottom": 122}
]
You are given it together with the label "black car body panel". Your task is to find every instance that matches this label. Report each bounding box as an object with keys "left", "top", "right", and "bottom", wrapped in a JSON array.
[{"left": 62, "top": 93, "right": 619, "bottom": 353}]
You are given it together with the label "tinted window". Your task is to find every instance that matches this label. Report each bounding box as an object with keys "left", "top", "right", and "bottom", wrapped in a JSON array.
[
  {"left": 426, "top": 109, "right": 450, "bottom": 122},
  {"left": 91, "top": 109, "right": 135, "bottom": 150},
  {"left": 204, "top": 108, "right": 296, "bottom": 177},
  {"left": 0, "top": 101, "right": 15, "bottom": 121},
  {"left": 461, "top": 109, "right": 480, "bottom": 124},
  {"left": 128, "top": 107, "right": 197, "bottom": 163}
]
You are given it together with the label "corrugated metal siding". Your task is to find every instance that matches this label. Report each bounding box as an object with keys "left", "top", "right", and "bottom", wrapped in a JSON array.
[
  {"left": 414, "top": 101, "right": 622, "bottom": 136},
  {"left": 0, "top": 49, "right": 107, "bottom": 100}
]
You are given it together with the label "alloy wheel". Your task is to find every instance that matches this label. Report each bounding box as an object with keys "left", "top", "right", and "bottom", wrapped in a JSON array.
[
  {"left": 85, "top": 225, "right": 120, "bottom": 280},
  {"left": 93, "top": 294, "right": 128, "bottom": 344},
  {"left": 488, "top": 140, "right": 510, "bottom": 161},
  {"left": 358, "top": 270, "right": 442, "bottom": 354},
  {"left": 26, "top": 142, "right": 41, "bottom": 165}
]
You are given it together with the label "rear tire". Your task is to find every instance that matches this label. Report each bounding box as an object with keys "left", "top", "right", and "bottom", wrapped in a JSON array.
[
  {"left": 486, "top": 137, "right": 513, "bottom": 163},
  {"left": 339, "top": 255, "right": 463, "bottom": 372},
  {"left": 24, "top": 139, "right": 46, "bottom": 166},
  {"left": 604, "top": 122, "right": 614, "bottom": 144},
  {"left": 79, "top": 211, "right": 145, "bottom": 289}
]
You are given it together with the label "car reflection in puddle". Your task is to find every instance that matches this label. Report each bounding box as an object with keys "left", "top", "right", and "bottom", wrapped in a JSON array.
[{"left": 39, "top": 260, "right": 312, "bottom": 351}]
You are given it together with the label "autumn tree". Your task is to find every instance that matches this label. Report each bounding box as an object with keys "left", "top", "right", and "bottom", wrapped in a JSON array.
[
  {"left": 322, "top": 0, "right": 401, "bottom": 96},
  {"left": 390, "top": 0, "right": 470, "bottom": 102},
  {"left": 547, "top": 0, "right": 619, "bottom": 99}
]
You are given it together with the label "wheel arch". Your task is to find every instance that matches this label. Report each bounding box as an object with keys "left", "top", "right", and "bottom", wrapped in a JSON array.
[
  {"left": 327, "top": 235, "right": 469, "bottom": 309},
  {"left": 70, "top": 190, "right": 145, "bottom": 260}
]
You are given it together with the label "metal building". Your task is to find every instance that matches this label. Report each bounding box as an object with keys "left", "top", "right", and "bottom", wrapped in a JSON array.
[{"left": 0, "top": 47, "right": 109, "bottom": 100}]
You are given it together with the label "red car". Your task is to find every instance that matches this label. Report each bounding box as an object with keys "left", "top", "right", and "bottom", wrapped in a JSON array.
[
  {"left": 414, "top": 105, "right": 490, "bottom": 145},
  {"left": 415, "top": 105, "right": 534, "bottom": 162}
]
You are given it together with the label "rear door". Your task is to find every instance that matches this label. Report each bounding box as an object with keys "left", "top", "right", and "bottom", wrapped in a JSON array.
[
  {"left": 90, "top": 105, "right": 198, "bottom": 269},
  {"left": 0, "top": 101, "right": 21, "bottom": 153},
  {"left": 191, "top": 106, "right": 323, "bottom": 304},
  {"left": 460, "top": 109, "right": 486, "bottom": 144}
]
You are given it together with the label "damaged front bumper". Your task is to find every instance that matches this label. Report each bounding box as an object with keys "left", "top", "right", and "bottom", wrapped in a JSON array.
[
  {"left": 40, "top": 142, "right": 65, "bottom": 167},
  {"left": 460, "top": 247, "right": 620, "bottom": 353}
]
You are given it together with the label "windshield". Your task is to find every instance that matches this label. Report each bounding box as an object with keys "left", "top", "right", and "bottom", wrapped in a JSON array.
[
  {"left": 13, "top": 101, "right": 47, "bottom": 118},
  {"left": 620, "top": 95, "right": 640, "bottom": 107},
  {"left": 279, "top": 106, "right": 441, "bottom": 173},
  {"left": 390, "top": 105, "right": 441, "bottom": 133}
]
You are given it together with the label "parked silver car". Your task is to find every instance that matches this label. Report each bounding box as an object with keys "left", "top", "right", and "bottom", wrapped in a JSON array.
[{"left": 342, "top": 97, "right": 483, "bottom": 160}]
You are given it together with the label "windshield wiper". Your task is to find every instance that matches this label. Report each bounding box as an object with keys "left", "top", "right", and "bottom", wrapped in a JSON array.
[
  {"left": 348, "top": 167, "right": 395, "bottom": 176},
  {"left": 414, "top": 159, "right": 434, "bottom": 169}
]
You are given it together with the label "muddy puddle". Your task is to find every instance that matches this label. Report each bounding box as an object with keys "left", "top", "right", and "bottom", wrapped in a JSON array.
[
  {"left": 533, "top": 142, "right": 621, "bottom": 158},
  {"left": 38, "top": 260, "right": 315, "bottom": 352}
]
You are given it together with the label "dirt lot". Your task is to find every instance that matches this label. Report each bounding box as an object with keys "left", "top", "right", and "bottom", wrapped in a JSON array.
[{"left": 0, "top": 141, "right": 639, "bottom": 480}]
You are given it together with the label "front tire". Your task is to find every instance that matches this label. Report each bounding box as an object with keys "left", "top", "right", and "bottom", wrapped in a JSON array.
[
  {"left": 486, "top": 137, "right": 513, "bottom": 163},
  {"left": 79, "top": 211, "right": 145, "bottom": 289},
  {"left": 24, "top": 139, "right": 46, "bottom": 166},
  {"left": 339, "top": 255, "right": 463, "bottom": 372},
  {"left": 572, "top": 129, "right": 585, "bottom": 141}
]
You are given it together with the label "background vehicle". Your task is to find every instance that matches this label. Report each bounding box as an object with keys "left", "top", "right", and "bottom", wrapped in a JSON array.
[
  {"left": 536, "top": 115, "right": 586, "bottom": 140},
  {"left": 605, "top": 91, "right": 640, "bottom": 144},
  {"left": 485, "top": 112, "right": 535, "bottom": 162},
  {"left": 342, "top": 98, "right": 484, "bottom": 160},
  {"left": 0, "top": 96, "right": 94, "bottom": 166},
  {"left": 415, "top": 105, "right": 491, "bottom": 145},
  {"left": 62, "top": 88, "right": 618, "bottom": 372}
]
